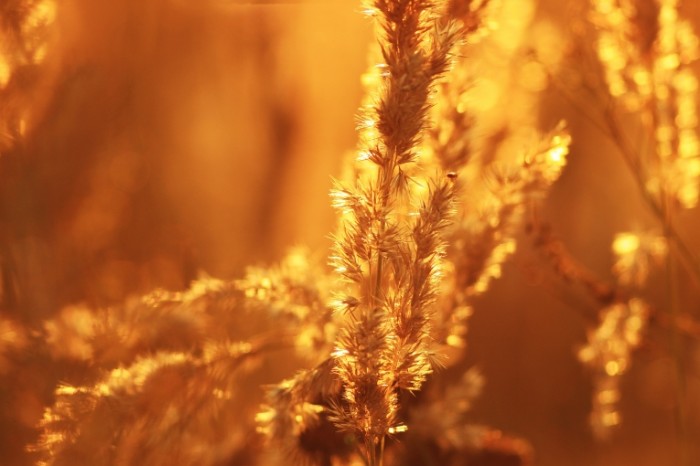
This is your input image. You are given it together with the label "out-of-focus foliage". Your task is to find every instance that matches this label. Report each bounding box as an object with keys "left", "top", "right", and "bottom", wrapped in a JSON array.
[{"left": 0, "top": 0, "right": 699, "bottom": 466}]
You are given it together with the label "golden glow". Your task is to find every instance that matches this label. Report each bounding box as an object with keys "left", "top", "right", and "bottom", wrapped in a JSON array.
[
  {"left": 547, "top": 145, "right": 566, "bottom": 164},
  {"left": 601, "top": 411, "right": 621, "bottom": 427},
  {"left": 590, "top": 0, "right": 641, "bottom": 105},
  {"left": 446, "top": 334, "right": 465, "bottom": 348},
  {"left": 2, "top": 1, "right": 698, "bottom": 464},
  {"left": 613, "top": 233, "right": 639, "bottom": 256},
  {"left": 387, "top": 425, "right": 408, "bottom": 434},
  {"left": 605, "top": 361, "right": 621, "bottom": 376},
  {"left": 520, "top": 61, "right": 548, "bottom": 92},
  {"left": 466, "top": 79, "right": 500, "bottom": 112},
  {"left": 22, "top": 0, "right": 57, "bottom": 64},
  {"left": 597, "top": 389, "right": 620, "bottom": 405},
  {"left": 591, "top": 0, "right": 700, "bottom": 209},
  {"left": 0, "top": 55, "right": 10, "bottom": 88},
  {"left": 579, "top": 298, "right": 650, "bottom": 439},
  {"left": 27, "top": 0, "right": 57, "bottom": 30}
]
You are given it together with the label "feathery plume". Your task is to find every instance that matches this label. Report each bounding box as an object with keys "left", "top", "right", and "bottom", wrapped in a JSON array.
[{"left": 328, "top": 1, "right": 461, "bottom": 462}]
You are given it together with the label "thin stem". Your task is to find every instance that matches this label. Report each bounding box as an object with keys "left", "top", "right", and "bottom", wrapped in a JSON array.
[
  {"left": 544, "top": 65, "right": 614, "bottom": 140},
  {"left": 663, "top": 197, "right": 689, "bottom": 466},
  {"left": 544, "top": 56, "right": 700, "bottom": 288},
  {"left": 601, "top": 104, "right": 700, "bottom": 288},
  {"left": 373, "top": 148, "right": 395, "bottom": 310},
  {"left": 367, "top": 436, "right": 377, "bottom": 466},
  {"left": 527, "top": 209, "right": 700, "bottom": 341},
  {"left": 374, "top": 221, "right": 385, "bottom": 309},
  {"left": 357, "top": 444, "right": 371, "bottom": 466},
  {"left": 378, "top": 435, "right": 386, "bottom": 466}
]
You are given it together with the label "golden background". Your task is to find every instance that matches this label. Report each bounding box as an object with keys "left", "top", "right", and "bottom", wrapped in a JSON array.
[{"left": 1, "top": 1, "right": 700, "bottom": 465}]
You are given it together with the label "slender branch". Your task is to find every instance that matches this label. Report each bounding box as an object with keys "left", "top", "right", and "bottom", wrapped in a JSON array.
[
  {"left": 537, "top": 52, "right": 700, "bottom": 288},
  {"left": 527, "top": 211, "right": 700, "bottom": 342},
  {"left": 601, "top": 103, "right": 700, "bottom": 288},
  {"left": 662, "top": 192, "right": 689, "bottom": 466}
]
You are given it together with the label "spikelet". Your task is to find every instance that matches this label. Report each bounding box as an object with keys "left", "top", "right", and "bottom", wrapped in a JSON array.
[
  {"left": 403, "top": 366, "right": 533, "bottom": 465},
  {"left": 32, "top": 336, "right": 279, "bottom": 466},
  {"left": 530, "top": 219, "right": 661, "bottom": 438},
  {"left": 588, "top": 0, "right": 650, "bottom": 110},
  {"left": 585, "top": 2, "right": 698, "bottom": 438},
  {"left": 425, "top": 0, "right": 571, "bottom": 353},
  {"left": 578, "top": 298, "right": 650, "bottom": 440},
  {"left": 435, "top": 123, "right": 571, "bottom": 350},
  {"left": 43, "top": 276, "right": 242, "bottom": 367},
  {"left": 408, "top": 367, "right": 484, "bottom": 449},
  {"left": 434, "top": 0, "right": 551, "bottom": 158},
  {"left": 612, "top": 231, "right": 668, "bottom": 287},
  {"left": 256, "top": 359, "right": 344, "bottom": 465},
  {"left": 427, "top": 0, "right": 500, "bottom": 172},
  {"left": 461, "top": 123, "right": 571, "bottom": 294},
  {"left": 42, "top": 250, "right": 331, "bottom": 368},
  {"left": 0, "top": 0, "right": 56, "bottom": 151},
  {"left": 327, "top": 1, "right": 462, "bottom": 460},
  {"left": 237, "top": 247, "right": 336, "bottom": 363},
  {"left": 37, "top": 250, "right": 339, "bottom": 464},
  {"left": 590, "top": 0, "right": 700, "bottom": 209},
  {"left": 647, "top": 0, "right": 700, "bottom": 209}
]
